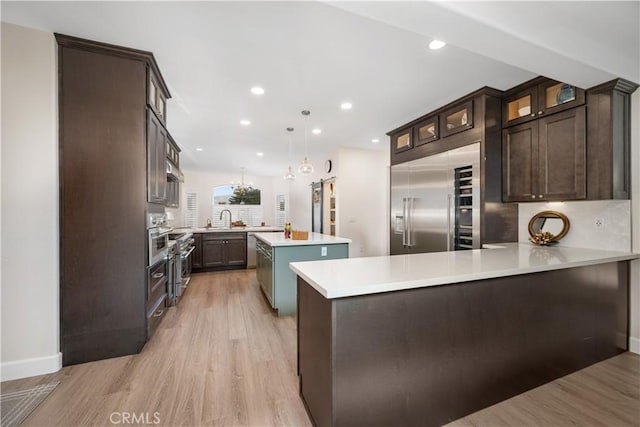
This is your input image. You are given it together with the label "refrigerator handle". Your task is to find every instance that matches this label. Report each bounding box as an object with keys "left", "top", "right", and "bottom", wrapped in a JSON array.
[
  {"left": 447, "top": 194, "right": 453, "bottom": 251},
  {"left": 407, "top": 197, "right": 414, "bottom": 247},
  {"left": 402, "top": 198, "right": 407, "bottom": 247}
]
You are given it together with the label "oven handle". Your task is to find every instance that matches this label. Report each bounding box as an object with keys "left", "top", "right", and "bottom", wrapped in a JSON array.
[
  {"left": 181, "top": 246, "right": 195, "bottom": 259},
  {"left": 150, "top": 226, "right": 173, "bottom": 238}
]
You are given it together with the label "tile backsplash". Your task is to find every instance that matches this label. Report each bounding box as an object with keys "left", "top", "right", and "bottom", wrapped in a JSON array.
[{"left": 518, "top": 200, "right": 631, "bottom": 252}]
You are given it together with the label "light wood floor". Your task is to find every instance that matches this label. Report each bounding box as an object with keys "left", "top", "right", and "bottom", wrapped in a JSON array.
[
  {"left": 3, "top": 270, "right": 639, "bottom": 426},
  {"left": 3, "top": 270, "right": 311, "bottom": 426}
]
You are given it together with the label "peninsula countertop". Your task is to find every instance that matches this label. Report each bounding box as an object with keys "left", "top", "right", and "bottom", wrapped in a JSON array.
[
  {"left": 255, "top": 232, "right": 352, "bottom": 247},
  {"left": 290, "top": 243, "right": 639, "bottom": 299}
]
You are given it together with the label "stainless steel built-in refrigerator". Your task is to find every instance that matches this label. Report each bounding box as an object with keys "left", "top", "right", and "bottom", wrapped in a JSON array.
[{"left": 390, "top": 143, "right": 481, "bottom": 255}]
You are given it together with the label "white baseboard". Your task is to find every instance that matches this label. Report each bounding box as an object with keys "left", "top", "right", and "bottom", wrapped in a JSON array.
[
  {"left": 630, "top": 336, "right": 640, "bottom": 355},
  {"left": 1, "top": 352, "right": 62, "bottom": 382}
]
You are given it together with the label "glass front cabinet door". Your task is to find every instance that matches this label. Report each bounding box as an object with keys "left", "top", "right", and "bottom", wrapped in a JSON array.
[
  {"left": 440, "top": 100, "right": 473, "bottom": 138},
  {"left": 392, "top": 128, "right": 412, "bottom": 154},
  {"left": 503, "top": 78, "right": 584, "bottom": 127},
  {"left": 537, "top": 79, "right": 584, "bottom": 117},
  {"left": 414, "top": 115, "right": 439, "bottom": 146},
  {"left": 504, "top": 87, "right": 538, "bottom": 126}
]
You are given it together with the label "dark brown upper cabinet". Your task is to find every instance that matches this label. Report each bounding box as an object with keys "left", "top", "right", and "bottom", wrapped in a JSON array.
[
  {"left": 503, "top": 77, "right": 585, "bottom": 128},
  {"left": 503, "top": 106, "right": 586, "bottom": 202},
  {"left": 586, "top": 79, "right": 638, "bottom": 200},
  {"left": 440, "top": 100, "right": 473, "bottom": 138},
  {"left": 147, "top": 109, "right": 168, "bottom": 204},
  {"left": 392, "top": 128, "right": 413, "bottom": 154},
  {"left": 414, "top": 115, "right": 439, "bottom": 146},
  {"left": 167, "top": 135, "right": 180, "bottom": 167},
  {"left": 148, "top": 68, "right": 169, "bottom": 124}
]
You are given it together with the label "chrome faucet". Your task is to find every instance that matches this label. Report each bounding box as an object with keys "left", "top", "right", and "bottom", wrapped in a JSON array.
[{"left": 219, "top": 209, "right": 232, "bottom": 228}]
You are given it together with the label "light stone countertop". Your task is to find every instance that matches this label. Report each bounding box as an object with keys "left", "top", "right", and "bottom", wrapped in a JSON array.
[
  {"left": 289, "top": 243, "right": 639, "bottom": 299},
  {"left": 255, "top": 232, "right": 352, "bottom": 247},
  {"left": 182, "top": 226, "right": 283, "bottom": 233}
]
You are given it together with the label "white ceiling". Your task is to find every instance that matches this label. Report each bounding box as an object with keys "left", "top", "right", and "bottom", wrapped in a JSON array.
[{"left": 2, "top": 1, "right": 638, "bottom": 177}]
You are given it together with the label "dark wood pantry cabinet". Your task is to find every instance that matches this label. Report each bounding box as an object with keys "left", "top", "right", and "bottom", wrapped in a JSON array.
[{"left": 57, "top": 34, "right": 173, "bottom": 366}]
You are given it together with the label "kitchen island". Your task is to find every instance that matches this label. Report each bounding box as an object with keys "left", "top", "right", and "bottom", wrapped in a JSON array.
[
  {"left": 290, "top": 243, "right": 638, "bottom": 427},
  {"left": 255, "top": 232, "right": 350, "bottom": 316}
]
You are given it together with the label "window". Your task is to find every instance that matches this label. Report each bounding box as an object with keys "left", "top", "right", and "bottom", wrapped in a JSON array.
[
  {"left": 211, "top": 185, "right": 263, "bottom": 226},
  {"left": 213, "top": 185, "right": 261, "bottom": 205},
  {"left": 184, "top": 191, "right": 198, "bottom": 228},
  {"left": 275, "top": 194, "right": 288, "bottom": 227}
]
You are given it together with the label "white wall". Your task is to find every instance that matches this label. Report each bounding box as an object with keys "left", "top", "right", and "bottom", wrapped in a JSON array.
[
  {"left": 518, "top": 200, "right": 631, "bottom": 252},
  {"left": 335, "top": 147, "right": 389, "bottom": 258},
  {"left": 1, "top": 23, "right": 61, "bottom": 380},
  {"left": 286, "top": 164, "right": 328, "bottom": 232}
]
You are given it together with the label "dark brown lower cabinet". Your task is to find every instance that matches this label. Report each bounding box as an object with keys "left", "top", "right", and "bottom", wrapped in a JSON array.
[
  {"left": 202, "top": 238, "right": 225, "bottom": 267},
  {"left": 503, "top": 106, "right": 585, "bottom": 202},
  {"left": 194, "top": 233, "right": 247, "bottom": 271},
  {"left": 298, "top": 261, "right": 629, "bottom": 427}
]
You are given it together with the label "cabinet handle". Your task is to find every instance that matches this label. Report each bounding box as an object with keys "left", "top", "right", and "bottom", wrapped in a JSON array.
[
  {"left": 152, "top": 272, "right": 164, "bottom": 279},
  {"left": 532, "top": 195, "right": 536, "bottom": 199},
  {"left": 154, "top": 308, "right": 164, "bottom": 317}
]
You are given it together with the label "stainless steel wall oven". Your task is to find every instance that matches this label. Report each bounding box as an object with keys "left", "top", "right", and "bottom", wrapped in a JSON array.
[{"left": 147, "top": 214, "right": 171, "bottom": 266}]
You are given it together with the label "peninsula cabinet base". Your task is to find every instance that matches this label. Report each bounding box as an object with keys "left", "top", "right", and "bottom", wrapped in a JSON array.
[{"left": 297, "top": 262, "right": 629, "bottom": 427}]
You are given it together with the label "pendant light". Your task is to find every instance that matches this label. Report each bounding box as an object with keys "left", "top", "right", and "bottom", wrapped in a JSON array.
[
  {"left": 232, "top": 167, "right": 253, "bottom": 193},
  {"left": 298, "top": 110, "right": 314, "bottom": 175},
  {"left": 284, "top": 127, "right": 296, "bottom": 181}
]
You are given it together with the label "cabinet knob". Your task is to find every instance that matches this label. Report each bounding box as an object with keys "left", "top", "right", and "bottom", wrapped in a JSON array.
[
  {"left": 538, "top": 111, "right": 543, "bottom": 115},
  {"left": 530, "top": 113, "right": 536, "bottom": 117},
  {"left": 532, "top": 195, "right": 536, "bottom": 199},
  {"left": 539, "top": 194, "right": 543, "bottom": 198}
]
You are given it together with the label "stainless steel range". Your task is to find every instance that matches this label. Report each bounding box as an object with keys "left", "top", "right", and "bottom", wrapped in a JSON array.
[{"left": 168, "top": 231, "right": 194, "bottom": 305}]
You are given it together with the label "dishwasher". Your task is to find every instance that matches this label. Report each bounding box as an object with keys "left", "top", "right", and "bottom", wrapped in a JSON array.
[{"left": 247, "top": 232, "right": 257, "bottom": 268}]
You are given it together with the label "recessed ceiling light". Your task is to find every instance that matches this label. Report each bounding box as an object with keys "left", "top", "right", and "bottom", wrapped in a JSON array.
[
  {"left": 428, "top": 39, "right": 446, "bottom": 50},
  {"left": 256, "top": 152, "right": 264, "bottom": 157},
  {"left": 240, "top": 119, "right": 251, "bottom": 126},
  {"left": 372, "top": 138, "right": 380, "bottom": 143},
  {"left": 340, "top": 102, "right": 353, "bottom": 110},
  {"left": 250, "top": 86, "right": 264, "bottom": 95},
  {"left": 196, "top": 147, "right": 203, "bottom": 151},
  {"left": 312, "top": 128, "right": 322, "bottom": 135}
]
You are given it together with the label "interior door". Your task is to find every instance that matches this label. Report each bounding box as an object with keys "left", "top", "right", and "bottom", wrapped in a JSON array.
[
  {"left": 390, "top": 163, "right": 409, "bottom": 255},
  {"left": 311, "top": 182, "right": 323, "bottom": 233},
  {"left": 407, "top": 151, "right": 450, "bottom": 254}
]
